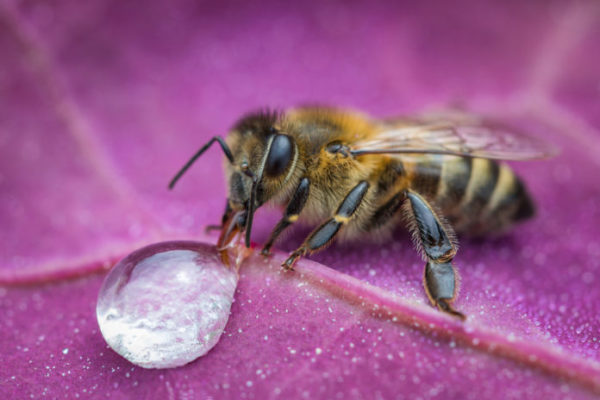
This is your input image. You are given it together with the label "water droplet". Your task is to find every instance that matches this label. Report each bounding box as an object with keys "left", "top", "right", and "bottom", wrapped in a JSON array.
[{"left": 96, "top": 241, "right": 239, "bottom": 369}]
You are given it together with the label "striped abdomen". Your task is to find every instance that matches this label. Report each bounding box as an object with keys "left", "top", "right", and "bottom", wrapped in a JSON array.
[{"left": 407, "top": 156, "right": 535, "bottom": 235}]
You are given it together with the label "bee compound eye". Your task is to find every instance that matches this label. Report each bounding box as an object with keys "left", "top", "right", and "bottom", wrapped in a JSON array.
[{"left": 265, "top": 134, "right": 293, "bottom": 177}]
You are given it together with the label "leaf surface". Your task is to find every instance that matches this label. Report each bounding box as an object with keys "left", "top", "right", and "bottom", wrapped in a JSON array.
[{"left": 1, "top": 0, "right": 600, "bottom": 398}]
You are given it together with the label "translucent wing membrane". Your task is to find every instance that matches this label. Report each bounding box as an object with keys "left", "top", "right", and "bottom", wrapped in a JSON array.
[{"left": 351, "top": 112, "right": 557, "bottom": 161}]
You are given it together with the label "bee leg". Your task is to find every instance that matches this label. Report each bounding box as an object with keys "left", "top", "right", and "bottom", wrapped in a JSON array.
[
  {"left": 365, "top": 191, "right": 408, "bottom": 231},
  {"left": 282, "top": 181, "right": 370, "bottom": 270},
  {"left": 261, "top": 178, "right": 311, "bottom": 256},
  {"left": 204, "top": 199, "right": 233, "bottom": 234},
  {"left": 405, "top": 190, "right": 465, "bottom": 320},
  {"left": 205, "top": 224, "right": 223, "bottom": 233}
]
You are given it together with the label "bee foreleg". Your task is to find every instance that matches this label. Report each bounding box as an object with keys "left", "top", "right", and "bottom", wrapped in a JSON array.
[
  {"left": 205, "top": 224, "right": 223, "bottom": 233},
  {"left": 205, "top": 199, "right": 233, "bottom": 234},
  {"left": 261, "top": 178, "right": 311, "bottom": 256},
  {"left": 282, "top": 181, "right": 369, "bottom": 270},
  {"left": 404, "top": 191, "right": 465, "bottom": 320}
]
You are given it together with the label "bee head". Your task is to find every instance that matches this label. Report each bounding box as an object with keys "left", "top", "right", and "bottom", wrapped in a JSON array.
[
  {"left": 168, "top": 110, "right": 301, "bottom": 247},
  {"left": 224, "top": 112, "right": 299, "bottom": 246}
]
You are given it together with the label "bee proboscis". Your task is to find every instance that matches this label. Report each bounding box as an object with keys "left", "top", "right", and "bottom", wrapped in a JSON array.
[{"left": 169, "top": 106, "right": 555, "bottom": 319}]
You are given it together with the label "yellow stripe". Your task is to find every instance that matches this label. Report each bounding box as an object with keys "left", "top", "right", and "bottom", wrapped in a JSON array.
[
  {"left": 287, "top": 215, "right": 299, "bottom": 222},
  {"left": 436, "top": 156, "right": 469, "bottom": 206},
  {"left": 334, "top": 215, "right": 350, "bottom": 224},
  {"left": 460, "top": 158, "right": 490, "bottom": 207},
  {"left": 485, "top": 164, "right": 515, "bottom": 213}
]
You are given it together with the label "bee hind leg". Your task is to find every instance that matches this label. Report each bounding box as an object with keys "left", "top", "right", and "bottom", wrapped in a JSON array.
[
  {"left": 404, "top": 190, "right": 465, "bottom": 320},
  {"left": 282, "top": 181, "right": 369, "bottom": 270}
]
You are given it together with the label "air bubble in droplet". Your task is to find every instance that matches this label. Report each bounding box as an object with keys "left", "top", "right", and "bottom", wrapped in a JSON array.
[{"left": 96, "top": 241, "right": 238, "bottom": 369}]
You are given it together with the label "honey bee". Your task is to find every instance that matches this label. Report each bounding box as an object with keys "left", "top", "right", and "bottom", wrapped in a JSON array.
[{"left": 169, "top": 106, "right": 555, "bottom": 319}]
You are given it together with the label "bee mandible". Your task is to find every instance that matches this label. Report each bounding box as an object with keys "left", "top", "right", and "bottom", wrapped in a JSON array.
[{"left": 169, "top": 107, "right": 555, "bottom": 319}]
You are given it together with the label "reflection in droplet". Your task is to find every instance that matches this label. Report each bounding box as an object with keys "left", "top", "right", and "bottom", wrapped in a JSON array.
[{"left": 96, "top": 241, "right": 238, "bottom": 369}]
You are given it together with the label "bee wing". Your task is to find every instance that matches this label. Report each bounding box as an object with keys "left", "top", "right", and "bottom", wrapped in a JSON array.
[{"left": 351, "top": 113, "right": 557, "bottom": 161}]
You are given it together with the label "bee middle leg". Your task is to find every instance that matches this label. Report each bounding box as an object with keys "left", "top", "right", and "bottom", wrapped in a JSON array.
[
  {"left": 282, "top": 181, "right": 370, "bottom": 270},
  {"left": 404, "top": 190, "right": 465, "bottom": 320}
]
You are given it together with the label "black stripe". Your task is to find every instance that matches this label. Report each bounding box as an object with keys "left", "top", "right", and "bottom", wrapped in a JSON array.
[
  {"left": 412, "top": 157, "right": 442, "bottom": 198},
  {"left": 466, "top": 160, "right": 500, "bottom": 217}
]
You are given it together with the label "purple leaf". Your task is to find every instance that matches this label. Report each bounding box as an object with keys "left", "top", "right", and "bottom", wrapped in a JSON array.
[{"left": 1, "top": 0, "right": 600, "bottom": 398}]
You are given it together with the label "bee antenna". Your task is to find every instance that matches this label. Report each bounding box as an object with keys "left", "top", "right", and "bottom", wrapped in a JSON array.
[{"left": 168, "top": 136, "right": 234, "bottom": 189}]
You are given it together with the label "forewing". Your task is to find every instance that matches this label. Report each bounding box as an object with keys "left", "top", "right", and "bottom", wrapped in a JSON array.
[{"left": 351, "top": 113, "right": 557, "bottom": 161}]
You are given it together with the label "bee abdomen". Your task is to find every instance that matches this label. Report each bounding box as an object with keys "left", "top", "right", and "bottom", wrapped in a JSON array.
[{"left": 438, "top": 158, "right": 534, "bottom": 234}]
